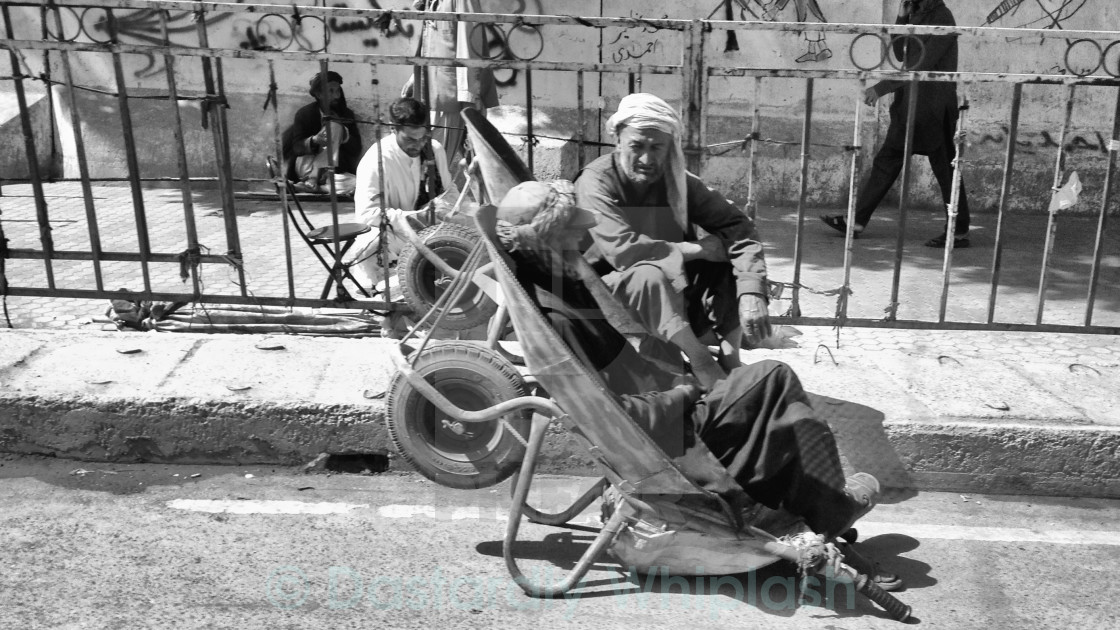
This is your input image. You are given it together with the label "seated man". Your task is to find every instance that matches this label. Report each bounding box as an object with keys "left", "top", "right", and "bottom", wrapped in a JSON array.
[
  {"left": 280, "top": 71, "right": 363, "bottom": 194},
  {"left": 495, "top": 180, "right": 901, "bottom": 590},
  {"left": 576, "top": 93, "right": 771, "bottom": 388},
  {"left": 347, "top": 97, "right": 459, "bottom": 291}
]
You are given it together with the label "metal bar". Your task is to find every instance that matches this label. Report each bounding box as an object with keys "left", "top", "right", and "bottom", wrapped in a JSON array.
[
  {"left": 37, "top": 2, "right": 694, "bottom": 31},
  {"left": 680, "top": 20, "right": 705, "bottom": 173},
  {"left": 710, "top": 66, "right": 1120, "bottom": 86},
  {"left": 1084, "top": 87, "right": 1120, "bottom": 326},
  {"left": 745, "top": 77, "right": 761, "bottom": 221},
  {"left": 47, "top": 1, "right": 103, "bottom": 291},
  {"left": 267, "top": 60, "right": 297, "bottom": 301},
  {"left": 27, "top": 0, "right": 1120, "bottom": 42},
  {"left": 576, "top": 70, "right": 585, "bottom": 170},
  {"left": 105, "top": 8, "right": 152, "bottom": 293},
  {"left": 8, "top": 249, "right": 233, "bottom": 263},
  {"left": 767, "top": 314, "right": 1120, "bottom": 336},
  {"left": 937, "top": 83, "right": 970, "bottom": 323},
  {"left": 319, "top": 57, "right": 345, "bottom": 300},
  {"left": 38, "top": 4, "right": 57, "bottom": 181},
  {"left": 1, "top": 38, "right": 685, "bottom": 76},
  {"left": 3, "top": 4, "right": 54, "bottom": 288},
  {"left": 1036, "top": 83, "right": 1077, "bottom": 325},
  {"left": 887, "top": 76, "right": 921, "bottom": 321},
  {"left": 525, "top": 68, "right": 534, "bottom": 174},
  {"left": 15, "top": 36, "right": 1120, "bottom": 86},
  {"left": 159, "top": 9, "right": 201, "bottom": 298},
  {"left": 2, "top": 285, "right": 399, "bottom": 312},
  {"left": 790, "top": 78, "right": 813, "bottom": 318},
  {"left": 373, "top": 64, "right": 391, "bottom": 302},
  {"left": 194, "top": 7, "right": 247, "bottom": 296},
  {"left": 987, "top": 83, "right": 1022, "bottom": 324},
  {"left": 839, "top": 79, "right": 867, "bottom": 326}
]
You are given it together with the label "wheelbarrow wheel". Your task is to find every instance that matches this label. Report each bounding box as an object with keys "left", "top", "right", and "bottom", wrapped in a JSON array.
[
  {"left": 397, "top": 222, "right": 497, "bottom": 331},
  {"left": 386, "top": 341, "right": 530, "bottom": 489}
]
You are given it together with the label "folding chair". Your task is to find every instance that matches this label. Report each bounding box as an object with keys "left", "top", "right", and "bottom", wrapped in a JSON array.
[
  {"left": 387, "top": 205, "right": 912, "bottom": 621},
  {"left": 267, "top": 156, "right": 373, "bottom": 300}
]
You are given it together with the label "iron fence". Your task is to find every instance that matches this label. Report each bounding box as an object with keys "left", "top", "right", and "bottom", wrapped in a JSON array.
[{"left": 1, "top": 0, "right": 1118, "bottom": 335}]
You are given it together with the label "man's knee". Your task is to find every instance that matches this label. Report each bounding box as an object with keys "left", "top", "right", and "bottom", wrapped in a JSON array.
[{"left": 618, "top": 264, "right": 674, "bottom": 293}]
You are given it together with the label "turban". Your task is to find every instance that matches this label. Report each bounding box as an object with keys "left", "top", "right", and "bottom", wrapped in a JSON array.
[
  {"left": 308, "top": 71, "right": 344, "bottom": 97},
  {"left": 606, "top": 93, "right": 688, "bottom": 231},
  {"left": 496, "top": 180, "right": 596, "bottom": 252}
]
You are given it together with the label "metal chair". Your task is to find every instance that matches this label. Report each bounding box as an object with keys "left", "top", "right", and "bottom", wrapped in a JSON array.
[{"left": 267, "top": 156, "right": 372, "bottom": 301}]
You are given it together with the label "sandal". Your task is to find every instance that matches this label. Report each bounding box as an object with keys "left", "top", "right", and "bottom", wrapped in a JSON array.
[
  {"left": 839, "top": 542, "right": 905, "bottom": 592},
  {"left": 820, "top": 214, "right": 863, "bottom": 237},
  {"left": 925, "top": 232, "right": 970, "bottom": 249}
]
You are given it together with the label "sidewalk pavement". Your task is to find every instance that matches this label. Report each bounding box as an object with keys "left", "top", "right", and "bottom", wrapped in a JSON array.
[
  {"left": 1, "top": 324, "right": 1117, "bottom": 498},
  {"left": 1, "top": 182, "right": 1119, "bottom": 498}
]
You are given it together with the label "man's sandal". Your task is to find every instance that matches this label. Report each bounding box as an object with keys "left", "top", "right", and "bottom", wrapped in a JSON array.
[
  {"left": 924, "top": 232, "right": 970, "bottom": 249},
  {"left": 820, "top": 214, "right": 863, "bottom": 237},
  {"left": 839, "top": 542, "right": 905, "bottom": 592}
]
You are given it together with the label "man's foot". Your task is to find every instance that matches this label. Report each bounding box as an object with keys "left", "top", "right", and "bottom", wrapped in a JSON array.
[
  {"left": 839, "top": 541, "right": 905, "bottom": 592},
  {"left": 925, "top": 232, "right": 970, "bottom": 248},
  {"left": 820, "top": 214, "right": 863, "bottom": 237}
]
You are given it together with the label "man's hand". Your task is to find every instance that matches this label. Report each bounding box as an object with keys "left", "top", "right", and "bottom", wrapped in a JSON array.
[
  {"left": 738, "top": 293, "right": 773, "bottom": 346},
  {"left": 863, "top": 86, "right": 881, "bottom": 106},
  {"left": 679, "top": 234, "right": 728, "bottom": 262}
]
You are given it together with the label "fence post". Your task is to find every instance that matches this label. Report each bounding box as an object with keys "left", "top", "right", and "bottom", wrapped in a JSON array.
[
  {"left": 987, "top": 83, "right": 1022, "bottom": 324},
  {"left": 1085, "top": 87, "right": 1120, "bottom": 326},
  {"left": 1037, "top": 83, "right": 1077, "bottom": 325},
  {"left": 680, "top": 20, "right": 705, "bottom": 174}
]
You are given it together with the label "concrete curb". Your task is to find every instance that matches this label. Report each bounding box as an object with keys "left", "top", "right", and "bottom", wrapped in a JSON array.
[{"left": 1, "top": 329, "right": 1117, "bottom": 498}]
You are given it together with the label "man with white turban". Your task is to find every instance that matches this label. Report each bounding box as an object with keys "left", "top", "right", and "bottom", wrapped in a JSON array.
[{"left": 576, "top": 93, "right": 771, "bottom": 388}]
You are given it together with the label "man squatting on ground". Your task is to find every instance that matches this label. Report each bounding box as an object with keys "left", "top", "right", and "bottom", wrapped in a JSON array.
[
  {"left": 347, "top": 97, "right": 458, "bottom": 290},
  {"left": 575, "top": 93, "right": 772, "bottom": 389},
  {"left": 280, "top": 71, "right": 363, "bottom": 195},
  {"left": 819, "top": 0, "right": 969, "bottom": 248},
  {"left": 494, "top": 180, "right": 902, "bottom": 590}
]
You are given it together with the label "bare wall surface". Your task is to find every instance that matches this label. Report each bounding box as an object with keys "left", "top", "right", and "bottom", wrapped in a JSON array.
[{"left": 2, "top": 0, "right": 1119, "bottom": 213}]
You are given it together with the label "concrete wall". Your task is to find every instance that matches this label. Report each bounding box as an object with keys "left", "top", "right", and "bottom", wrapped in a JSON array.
[{"left": 2, "top": 0, "right": 1119, "bottom": 214}]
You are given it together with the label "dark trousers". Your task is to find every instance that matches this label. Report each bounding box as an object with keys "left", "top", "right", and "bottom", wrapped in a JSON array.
[
  {"left": 855, "top": 123, "right": 970, "bottom": 235},
  {"left": 690, "top": 360, "right": 855, "bottom": 538}
]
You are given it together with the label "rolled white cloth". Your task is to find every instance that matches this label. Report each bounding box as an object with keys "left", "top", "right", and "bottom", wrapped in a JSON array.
[{"left": 605, "top": 92, "right": 689, "bottom": 231}]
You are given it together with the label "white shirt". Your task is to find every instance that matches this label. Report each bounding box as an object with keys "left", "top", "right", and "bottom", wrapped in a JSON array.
[{"left": 348, "top": 134, "right": 457, "bottom": 289}]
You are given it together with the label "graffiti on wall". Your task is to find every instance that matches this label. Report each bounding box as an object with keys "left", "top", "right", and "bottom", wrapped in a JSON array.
[
  {"left": 983, "top": 0, "right": 1090, "bottom": 28},
  {"left": 717, "top": 0, "right": 831, "bottom": 62},
  {"left": 974, "top": 125, "right": 1114, "bottom": 156},
  {"left": 606, "top": 8, "right": 666, "bottom": 65},
  {"left": 43, "top": 5, "right": 237, "bottom": 78}
]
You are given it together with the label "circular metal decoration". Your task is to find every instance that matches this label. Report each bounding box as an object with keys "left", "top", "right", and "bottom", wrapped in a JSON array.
[
  {"left": 43, "top": 6, "right": 82, "bottom": 42},
  {"left": 79, "top": 6, "right": 113, "bottom": 44},
  {"left": 1064, "top": 38, "right": 1102, "bottom": 77},
  {"left": 291, "top": 15, "right": 329, "bottom": 53},
  {"left": 849, "top": 32, "right": 888, "bottom": 71},
  {"left": 505, "top": 23, "right": 545, "bottom": 61},
  {"left": 254, "top": 14, "right": 295, "bottom": 51},
  {"left": 884, "top": 34, "right": 926, "bottom": 73},
  {"left": 1103, "top": 40, "right": 1120, "bottom": 78}
]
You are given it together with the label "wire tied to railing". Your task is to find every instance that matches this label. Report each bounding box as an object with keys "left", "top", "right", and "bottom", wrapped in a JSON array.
[{"left": 262, "top": 79, "right": 278, "bottom": 111}]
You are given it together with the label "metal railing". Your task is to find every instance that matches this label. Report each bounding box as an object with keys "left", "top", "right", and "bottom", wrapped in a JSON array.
[{"left": 1, "top": 0, "right": 1118, "bottom": 335}]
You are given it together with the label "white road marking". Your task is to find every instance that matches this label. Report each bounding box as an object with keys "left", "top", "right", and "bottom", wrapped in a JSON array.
[
  {"left": 167, "top": 499, "right": 369, "bottom": 514},
  {"left": 857, "top": 521, "right": 1119, "bottom": 546},
  {"left": 165, "top": 500, "right": 1120, "bottom": 546}
]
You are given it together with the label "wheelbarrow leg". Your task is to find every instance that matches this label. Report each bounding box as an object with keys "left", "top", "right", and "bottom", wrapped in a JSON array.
[{"left": 503, "top": 415, "right": 626, "bottom": 598}]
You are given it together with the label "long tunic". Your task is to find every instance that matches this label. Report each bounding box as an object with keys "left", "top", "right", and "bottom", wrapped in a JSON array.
[{"left": 576, "top": 153, "right": 768, "bottom": 300}]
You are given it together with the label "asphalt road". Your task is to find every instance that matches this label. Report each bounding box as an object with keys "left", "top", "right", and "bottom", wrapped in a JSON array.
[{"left": 2, "top": 453, "right": 1118, "bottom": 629}]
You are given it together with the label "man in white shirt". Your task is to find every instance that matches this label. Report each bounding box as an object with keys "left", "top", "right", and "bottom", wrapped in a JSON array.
[{"left": 348, "top": 97, "right": 458, "bottom": 290}]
